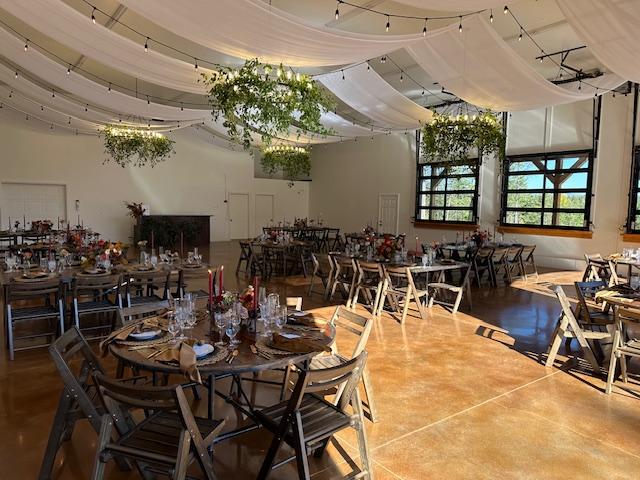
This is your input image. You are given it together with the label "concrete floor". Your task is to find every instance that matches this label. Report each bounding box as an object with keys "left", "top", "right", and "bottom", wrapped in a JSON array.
[{"left": 1, "top": 241, "right": 639, "bottom": 479}]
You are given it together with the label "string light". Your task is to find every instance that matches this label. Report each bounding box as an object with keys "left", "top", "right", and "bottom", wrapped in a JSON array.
[
  {"left": 380, "top": 56, "right": 386, "bottom": 63},
  {"left": 146, "top": 96, "right": 150, "bottom": 105},
  {"left": 14, "top": 70, "right": 18, "bottom": 79},
  {"left": 67, "top": 65, "right": 71, "bottom": 75},
  {"left": 108, "top": 83, "right": 111, "bottom": 92},
  {"left": 194, "top": 59, "right": 198, "bottom": 69},
  {"left": 504, "top": 5, "right": 509, "bottom": 14},
  {"left": 8, "top": 90, "right": 12, "bottom": 98},
  {"left": 91, "top": 7, "right": 96, "bottom": 24},
  {"left": 51, "top": 90, "right": 55, "bottom": 98},
  {"left": 385, "top": 15, "right": 390, "bottom": 32},
  {"left": 489, "top": 10, "right": 494, "bottom": 23},
  {"left": 24, "top": 40, "right": 28, "bottom": 51},
  {"left": 400, "top": 72, "right": 404, "bottom": 82},
  {"left": 85, "top": 104, "right": 88, "bottom": 112},
  {"left": 335, "top": 1, "right": 340, "bottom": 20},
  {"left": 144, "top": 37, "right": 148, "bottom": 52},
  {"left": 518, "top": 29, "right": 522, "bottom": 41},
  {"left": 341, "top": 69, "right": 345, "bottom": 80},
  {"left": 459, "top": 17, "right": 463, "bottom": 33},
  {"left": 423, "top": 18, "right": 427, "bottom": 36},
  {"left": 366, "top": 62, "right": 370, "bottom": 71},
  {"left": 180, "top": 103, "right": 184, "bottom": 111}
]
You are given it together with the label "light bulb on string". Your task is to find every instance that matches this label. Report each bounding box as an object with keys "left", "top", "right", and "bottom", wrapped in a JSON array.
[
  {"left": 504, "top": 5, "right": 509, "bottom": 14},
  {"left": 341, "top": 69, "right": 345, "bottom": 80},
  {"left": 14, "top": 70, "right": 18, "bottom": 79},
  {"left": 400, "top": 72, "right": 403, "bottom": 82},
  {"left": 24, "top": 40, "right": 28, "bottom": 51},
  {"left": 578, "top": 81, "right": 582, "bottom": 90},
  {"left": 108, "top": 83, "right": 111, "bottom": 92},
  {"left": 459, "top": 18, "right": 463, "bottom": 33},
  {"left": 41, "top": 105, "right": 44, "bottom": 111},
  {"left": 194, "top": 59, "right": 198, "bottom": 69},
  {"left": 489, "top": 10, "right": 494, "bottom": 23},
  {"left": 335, "top": 1, "right": 339, "bottom": 20},
  {"left": 147, "top": 96, "right": 150, "bottom": 104},
  {"left": 385, "top": 15, "right": 390, "bottom": 32},
  {"left": 518, "top": 29, "right": 522, "bottom": 41},
  {"left": 52, "top": 90, "right": 55, "bottom": 98},
  {"left": 67, "top": 66, "right": 71, "bottom": 75},
  {"left": 421, "top": 89, "right": 425, "bottom": 95},
  {"left": 366, "top": 62, "right": 370, "bottom": 71},
  {"left": 85, "top": 105, "right": 88, "bottom": 112},
  {"left": 380, "top": 56, "right": 386, "bottom": 63},
  {"left": 180, "top": 103, "right": 184, "bottom": 111},
  {"left": 144, "top": 38, "right": 148, "bottom": 52},
  {"left": 423, "top": 18, "right": 427, "bottom": 36},
  {"left": 8, "top": 90, "right": 12, "bottom": 98},
  {"left": 91, "top": 7, "right": 96, "bottom": 24}
]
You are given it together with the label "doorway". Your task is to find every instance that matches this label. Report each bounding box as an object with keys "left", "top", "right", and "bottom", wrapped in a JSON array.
[
  {"left": 228, "top": 193, "right": 249, "bottom": 240},
  {"left": 378, "top": 193, "right": 399, "bottom": 235}
]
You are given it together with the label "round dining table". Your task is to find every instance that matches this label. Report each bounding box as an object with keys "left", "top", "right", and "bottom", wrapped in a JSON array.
[{"left": 109, "top": 311, "right": 335, "bottom": 424}]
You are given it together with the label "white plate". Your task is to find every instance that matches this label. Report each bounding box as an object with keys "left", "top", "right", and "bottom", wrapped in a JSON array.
[
  {"left": 128, "top": 329, "right": 161, "bottom": 340},
  {"left": 193, "top": 343, "right": 215, "bottom": 359},
  {"left": 290, "top": 310, "right": 308, "bottom": 317}
]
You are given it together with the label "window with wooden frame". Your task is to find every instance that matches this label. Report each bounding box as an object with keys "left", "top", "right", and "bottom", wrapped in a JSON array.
[
  {"left": 415, "top": 160, "right": 480, "bottom": 224},
  {"left": 500, "top": 149, "right": 594, "bottom": 231},
  {"left": 626, "top": 146, "right": 640, "bottom": 232}
]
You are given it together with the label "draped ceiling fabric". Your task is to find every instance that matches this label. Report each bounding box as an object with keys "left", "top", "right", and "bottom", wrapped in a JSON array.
[
  {"left": 406, "top": 15, "right": 625, "bottom": 111},
  {"left": 0, "top": 0, "right": 211, "bottom": 94},
  {"left": 119, "top": 0, "right": 421, "bottom": 67},
  {"left": 392, "top": 0, "right": 516, "bottom": 12},
  {"left": 317, "top": 63, "right": 432, "bottom": 130},
  {"left": 557, "top": 0, "right": 640, "bottom": 84},
  {"left": 0, "top": 28, "right": 209, "bottom": 123}
]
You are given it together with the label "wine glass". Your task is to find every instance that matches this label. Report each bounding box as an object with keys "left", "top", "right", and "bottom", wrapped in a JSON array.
[
  {"left": 225, "top": 319, "right": 240, "bottom": 347},
  {"left": 167, "top": 314, "right": 180, "bottom": 345},
  {"left": 47, "top": 259, "right": 57, "bottom": 273},
  {"left": 214, "top": 311, "right": 226, "bottom": 346},
  {"left": 275, "top": 306, "right": 288, "bottom": 331}
]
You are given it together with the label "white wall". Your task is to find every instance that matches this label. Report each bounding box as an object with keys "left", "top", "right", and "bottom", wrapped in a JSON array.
[
  {"left": 0, "top": 109, "right": 309, "bottom": 243},
  {"left": 309, "top": 93, "right": 637, "bottom": 270}
]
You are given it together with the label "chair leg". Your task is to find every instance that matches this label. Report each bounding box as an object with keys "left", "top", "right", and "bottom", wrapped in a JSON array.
[
  {"left": 257, "top": 430, "right": 285, "bottom": 480},
  {"left": 545, "top": 315, "right": 569, "bottom": 368},
  {"left": 352, "top": 389, "right": 373, "bottom": 480},
  {"left": 452, "top": 288, "right": 463, "bottom": 314},
  {"left": 7, "top": 307, "right": 15, "bottom": 361},
  {"left": 280, "top": 365, "right": 292, "bottom": 401},
  {"left": 400, "top": 288, "right": 412, "bottom": 324},
  {"left": 292, "top": 412, "right": 311, "bottom": 480},
  {"left": 39, "top": 391, "right": 73, "bottom": 480},
  {"left": 361, "top": 368, "right": 378, "bottom": 423},
  {"left": 91, "top": 415, "right": 113, "bottom": 480},
  {"left": 606, "top": 327, "right": 622, "bottom": 394},
  {"left": 174, "top": 430, "right": 192, "bottom": 480}
]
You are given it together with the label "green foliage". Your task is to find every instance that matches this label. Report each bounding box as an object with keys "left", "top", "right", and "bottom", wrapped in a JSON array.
[
  {"left": 261, "top": 146, "right": 311, "bottom": 186},
  {"left": 421, "top": 112, "right": 505, "bottom": 165},
  {"left": 202, "top": 58, "right": 335, "bottom": 150},
  {"left": 103, "top": 126, "right": 175, "bottom": 168}
]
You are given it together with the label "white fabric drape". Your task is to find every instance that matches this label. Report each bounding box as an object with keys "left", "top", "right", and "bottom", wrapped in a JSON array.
[
  {"left": 392, "top": 0, "right": 515, "bottom": 12},
  {"left": 0, "top": 27, "right": 209, "bottom": 122},
  {"left": 557, "top": 0, "right": 640, "bottom": 84},
  {"left": 406, "top": 15, "right": 624, "bottom": 111},
  {"left": 317, "top": 63, "right": 432, "bottom": 130},
  {"left": 0, "top": 0, "right": 210, "bottom": 94},
  {"left": 119, "top": 0, "right": 421, "bottom": 67}
]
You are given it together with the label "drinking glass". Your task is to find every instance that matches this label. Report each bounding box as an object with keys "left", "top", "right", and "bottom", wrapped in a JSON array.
[
  {"left": 225, "top": 320, "right": 240, "bottom": 347},
  {"left": 167, "top": 315, "right": 180, "bottom": 345},
  {"left": 275, "top": 306, "right": 288, "bottom": 331},
  {"left": 258, "top": 300, "right": 270, "bottom": 337},
  {"left": 631, "top": 276, "right": 640, "bottom": 290},
  {"left": 5, "top": 255, "right": 16, "bottom": 272},
  {"left": 40, "top": 258, "right": 47, "bottom": 272},
  {"left": 214, "top": 312, "right": 226, "bottom": 346},
  {"left": 47, "top": 259, "right": 57, "bottom": 273}
]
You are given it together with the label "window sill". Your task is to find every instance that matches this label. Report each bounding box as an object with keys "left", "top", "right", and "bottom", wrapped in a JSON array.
[
  {"left": 622, "top": 233, "right": 640, "bottom": 243},
  {"left": 497, "top": 226, "right": 592, "bottom": 239},
  {"left": 413, "top": 221, "right": 478, "bottom": 231}
]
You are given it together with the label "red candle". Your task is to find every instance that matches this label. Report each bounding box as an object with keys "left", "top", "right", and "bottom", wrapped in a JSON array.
[
  {"left": 219, "top": 265, "right": 224, "bottom": 294},
  {"left": 208, "top": 269, "right": 213, "bottom": 310}
]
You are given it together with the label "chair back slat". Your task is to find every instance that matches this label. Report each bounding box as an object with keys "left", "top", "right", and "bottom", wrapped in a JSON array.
[
  {"left": 329, "top": 306, "right": 372, "bottom": 358},
  {"left": 553, "top": 285, "right": 578, "bottom": 322},
  {"left": 72, "top": 273, "right": 121, "bottom": 298},
  {"left": 94, "top": 372, "right": 178, "bottom": 412},
  {"left": 117, "top": 301, "right": 169, "bottom": 326}
]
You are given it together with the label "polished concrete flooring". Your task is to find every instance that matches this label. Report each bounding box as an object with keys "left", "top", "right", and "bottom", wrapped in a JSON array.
[{"left": 1, "top": 242, "right": 639, "bottom": 479}]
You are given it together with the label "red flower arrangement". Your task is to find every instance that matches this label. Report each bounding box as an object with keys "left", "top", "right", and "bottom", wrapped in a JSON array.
[{"left": 376, "top": 235, "right": 396, "bottom": 260}]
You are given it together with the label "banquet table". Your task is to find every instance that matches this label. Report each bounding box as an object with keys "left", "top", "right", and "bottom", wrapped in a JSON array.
[
  {"left": 109, "top": 311, "right": 335, "bottom": 424},
  {"left": 250, "top": 239, "right": 313, "bottom": 277},
  {"left": 605, "top": 255, "right": 640, "bottom": 282}
]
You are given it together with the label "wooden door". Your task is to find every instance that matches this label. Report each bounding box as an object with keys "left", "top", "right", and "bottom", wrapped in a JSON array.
[
  {"left": 378, "top": 193, "right": 399, "bottom": 235},
  {"left": 228, "top": 193, "right": 249, "bottom": 240}
]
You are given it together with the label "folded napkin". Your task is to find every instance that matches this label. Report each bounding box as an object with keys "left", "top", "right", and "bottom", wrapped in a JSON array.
[
  {"left": 270, "top": 333, "right": 331, "bottom": 354},
  {"left": 154, "top": 339, "right": 201, "bottom": 383},
  {"left": 287, "top": 312, "right": 327, "bottom": 329},
  {"left": 99, "top": 316, "right": 166, "bottom": 356}
]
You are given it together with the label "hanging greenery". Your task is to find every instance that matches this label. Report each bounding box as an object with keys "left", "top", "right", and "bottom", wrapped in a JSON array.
[
  {"left": 420, "top": 112, "right": 505, "bottom": 165},
  {"left": 202, "top": 58, "right": 335, "bottom": 150},
  {"left": 102, "top": 126, "right": 175, "bottom": 168},
  {"left": 261, "top": 145, "right": 311, "bottom": 187}
]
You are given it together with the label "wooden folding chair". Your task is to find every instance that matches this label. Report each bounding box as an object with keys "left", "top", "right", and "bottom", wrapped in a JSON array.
[
  {"left": 582, "top": 254, "right": 612, "bottom": 283},
  {"left": 352, "top": 260, "right": 385, "bottom": 316},
  {"left": 256, "top": 352, "right": 372, "bottom": 480},
  {"left": 520, "top": 245, "right": 538, "bottom": 281},
  {"left": 329, "top": 255, "right": 358, "bottom": 308},
  {"left": 491, "top": 246, "right": 511, "bottom": 285},
  {"left": 427, "top": 256, "right": 475, "bottom": 314},
  {"left": 71, "top": 273, "right": 122, "bottom": 339},
  {"left": 307, "top": 253, "right": 334, "bottom": 298},
  {"left": 91, "top": 373, "right": 225, "bottom": 480},
  {"left": 545, "top": 285, "right": 609, "bottom": 372},
  {"left": 379, "top": 265, "right": 427, "bottom": 323},
  {"left": 505, "top": 245, "right": 525, "bottom": 282},
  {"left": 236, "top": 241, "right": 252, "bottom": 275},
  {"left": 124, "top": 269, "right": 170, "bottom": 308},
  {"left": 39, "top": 327, "right": 146, "bottom": 480},
  {"left": 472, "top": 246, "right": 495, "bottom": 287},
  {"left": 606, "top": 306, "right": 640, "bottom": 394}
]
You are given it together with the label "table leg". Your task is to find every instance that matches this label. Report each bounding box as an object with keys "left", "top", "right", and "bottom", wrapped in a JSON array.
[{"left": 207, "top": 374, "right": 215, "bottom": 420}]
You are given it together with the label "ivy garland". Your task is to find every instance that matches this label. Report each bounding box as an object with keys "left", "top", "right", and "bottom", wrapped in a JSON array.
[
  {"left": 202, "top": 58, "right": 335, "bottom": 150},
  {"left": 261, "top": 145, "right": 311, "bottom": 186},
  {"left": 420, "top": 112, "right": 505, "bottom": 165},
  {"left": 102, "top": 126, "right": 175, "bottom": 168}
]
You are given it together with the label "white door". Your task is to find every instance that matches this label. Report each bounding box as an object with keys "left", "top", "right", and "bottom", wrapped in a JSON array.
[
  {"left": 228, "top": 193, "right": 249, "bottom": 240},
  {"left": 378, "top": 193, "right": 399, "bottom": 235},
  {"left": 1, "top": 182, "right": 67, "bottom": 229},
  {"left": 254, "top": 194, "right": 274, "bottom": 236}
]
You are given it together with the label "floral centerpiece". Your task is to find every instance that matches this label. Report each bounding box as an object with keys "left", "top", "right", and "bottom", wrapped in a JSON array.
[
  {"left": 239, "top": 286, "right": 255, "bottom": 312},
  {"left": 471, "top": 228, "right": 492, "bottom": 247},
  {"left": 31, "top": 219, "right": 53, "bottom": 234},
  {"left": 82, "top": 240, "right": 128, "bottom": 267},
  {"left": 294, "top": 217, "right": 308, "bottom": 229},
  {"left": 376, "top": 235, "right": 398, "bottom": 260}
]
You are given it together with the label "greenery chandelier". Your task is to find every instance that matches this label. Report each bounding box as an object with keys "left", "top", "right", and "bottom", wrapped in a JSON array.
[
  {"left": 102, "top": 126, "right": 175, "bottom": 168},
  {"left": 420, "top": 111, "right": 505, "bottom": 165},
  {"left": 202, "top": 58, "right": 335, "bottom": 150},
  {"left": 261, "top": 144, "right": 311, "bottom": 186}
]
